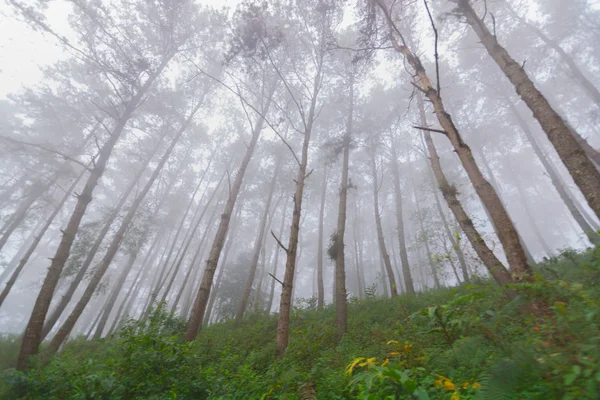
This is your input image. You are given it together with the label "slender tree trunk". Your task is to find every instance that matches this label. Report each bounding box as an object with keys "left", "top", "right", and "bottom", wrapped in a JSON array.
[
  {"left": 352, "top": 196, "right": 366, "bottom": 298},
  {"left": 428, "top": 166, "right": 469, "bottom": 282},
  {"left": 276, "top": 63, "right": 323, "bottom": 356},
  {"left": 415, "top": 93, "right": 513, "bottom": 286},
  {"left": 184, "top": 84, "right": 275, "bottom": 342},
  {"left": 169, "top": 201, "right": 220, "bottom": 315},
  {"left": 370, "top": 146, "right": 398, "bottom": 296},
  {"left": 0, "top": 169, "right": 86, "bottom": 308},
  {"left": 390, "top": 141, "right": 415, "bottom": 294},
  {"left": 504, "top": 97, "right": 600, "bottom": 245},
  {"left": 45, "top": 104, "right": 193, "bottom": 355},
  {"left": 0, "top": 180, "right": 50, "bottom": 253},
  {"left": 235, "top": 163, "right": 279, "bottom": 324},
  {"left": 316, "top": 167, "right": 327, "bottom": 310},
  {"left": 201, "top": 201, "right": 245, "bottom": 324},
  {"left": 455, "top": 0, "right": 600, "bottom": 219}
]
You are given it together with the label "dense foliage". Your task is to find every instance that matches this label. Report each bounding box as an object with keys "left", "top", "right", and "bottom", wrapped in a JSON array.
[{"left": 2, "top": 248, "right": 599, "bottom": 399}]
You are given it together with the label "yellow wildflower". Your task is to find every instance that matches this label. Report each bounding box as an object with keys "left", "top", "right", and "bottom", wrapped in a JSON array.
[
  {"left": 450, "top": 394, "right": 460, "bottom": 400},
  {"left": 387, "top": 340, "right": 399, "bottom": 346},
  {"left": 472, "top": 382, "right": 482, "bottom": 389},
  {"left": 434, "top": 380, "right": 443, "bottom": 388},
  {"left": 381, "top": 358, "right": 389, "bottom": 367},
  {"left": 389, "top": 351, "right": 400, "bottom": 356},
  {"left": 443, "top": 381, "right": 456, "bottom": 391},
  {"left": 461, "top": 382, "right": 469, "bottom": 389}
]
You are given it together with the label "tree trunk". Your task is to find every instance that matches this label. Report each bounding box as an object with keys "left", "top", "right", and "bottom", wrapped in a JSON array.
[
  {"left": 16, "top": 55, "right": 173, "bottom": 369},
  {"left": 169, "top": 201, "right": 220, "bottom": 315},
  {"left": 370, "top": 146, "right": 398, "bottom": 296},
  {"left": 456, "top": 0, "right": 600, "bottom": 219},
  {"left": 390, "top": 140, "right": 415, "bottom": 294},
  {"left": 0, "top": 180, "right": 50, "bottom": 253},
  {"left": 416, "top": 93, "right": 513, "bottom": 286},
  {"left": 202, "top": 201, "right": 245, "bottom": 324},
  {"left": 0, "top": 169, "right": 86, "bottom": 308},
  {"left": 46, "top": 104, "right": 193, "bottom": 355},
  {"left": 184, "top": 85, "right": 275, "bottom": 342},
  {"left": 235, "top": 162, "right": 280, "bottom": 324},
  {"left": 267, "top": 196, "right": 289, "bottom": 314},
  {"left": 375, "top": 0, "right": 531, "bottom": 280},
  {"left": 41, "top": 130, "right": 166, "bottom": 340},
  {"left": 504, "top": 97, "right": 600, "bottom": 245},
  {"left": 276, "top": 64, "right": 322, "bottom": 356},
  {"left": 352, "top": 196, "right": 366, "bottom": 298},
  {"left": 316, "top": 167, "right": 327, "bottom": 310}
]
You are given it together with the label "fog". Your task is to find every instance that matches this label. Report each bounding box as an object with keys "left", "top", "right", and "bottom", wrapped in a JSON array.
[{"left": 0, "top": 0, "right": 599, "bottom": 358}]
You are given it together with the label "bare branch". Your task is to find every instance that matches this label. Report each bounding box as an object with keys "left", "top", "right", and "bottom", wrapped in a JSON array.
[
  {"left": 271, "top": 230, "right": 289, "bottom": 253},
  {"left": 412, "top": 126, "right": 448, "bottom": 135},
  {"left": 268, "top": 272, "right": 284, "bottom": 286},
  {"left": 423, "top": 0, "right": 441, "bottom": 96}
]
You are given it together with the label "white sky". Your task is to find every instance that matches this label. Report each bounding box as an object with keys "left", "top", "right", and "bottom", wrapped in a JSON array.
[{"left": 0, "top": 0, "right": 242, "bottom": 99}]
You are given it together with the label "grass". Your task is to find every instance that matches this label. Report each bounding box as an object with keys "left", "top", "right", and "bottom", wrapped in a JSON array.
[{"left": 1, "top": 247, "right": 599, "bottom": 399}]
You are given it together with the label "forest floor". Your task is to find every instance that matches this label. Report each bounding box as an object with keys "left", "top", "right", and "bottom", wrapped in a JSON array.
[{"left": 1, "top": 247, "right": 600, "bottom": 399}]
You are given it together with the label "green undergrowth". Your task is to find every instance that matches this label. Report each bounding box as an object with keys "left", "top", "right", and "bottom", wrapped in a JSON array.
[{"left": 1, "top": 247, "right": 600, "bottom": 399}]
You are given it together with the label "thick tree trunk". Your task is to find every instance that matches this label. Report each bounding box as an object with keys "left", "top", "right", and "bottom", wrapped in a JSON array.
[
  {"left": 0, "top": 169, "right": 85, "bottom": 308},
  {"left": 505, "top": 97, "right": 600, "bottom": 245},
  {"left": 390, "top": 140, "right": 415, "bottom": 294},
  {"left": 235, "top": 162, "right": 279, "bottom": 324},
  {"left": 184, "top": 86, "right": 274, "bottom": 342},
  {"left": 416, "top": 93, "right": 513, "bottom": 286},
  {"left": 456, "top": 0, "right": 600, "bottom": 219},
  {"left": 316, "top": 167, "right": 327, "bottom": 310},
  {"left": 370, "top": 147, "right": 398, "bottom": 296},
  {"left": 46, "top": 106, "right": 192, "bottom": 355}
]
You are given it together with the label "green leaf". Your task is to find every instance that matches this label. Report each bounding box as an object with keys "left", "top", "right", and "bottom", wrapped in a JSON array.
[{"left": 403, "top": 378, "right": 417, "bottom": 393}]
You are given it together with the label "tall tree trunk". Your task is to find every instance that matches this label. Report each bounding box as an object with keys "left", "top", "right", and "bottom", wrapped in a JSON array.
[
  {"left": 370, "top": 146, "right": 398, "bottom": 296},
  {"left": 415, "top": 93, "right": 513, "bottom": 286},
  {"left": 235, "top": 162, "right": 280, "bottom": 324},
  {"left": 316, "top": 167, "right": 327, "bottom": 310},
  {"left": 41, "top": 131, "right": 166, "bottom": 340},
  {"left": 334, "top": 75, "right": 354, "bottom": 337},
  {"left": 46, "top": 104, "right": 193, "bottom": 355},
  {"left": 352, "top": 196, "right": 366, "bottom": 298},
  {"left": 184, "top": 85, "right": 275, "bottom": 342},
  {"left": 0, "top": 169, "right": 86, "bottom": 308},
  {"left": 390, "top": 140, "right": 415, "bottom": 294},
  {"left": 455, "top": 0, "right": 600, "bottom": 219},
  {"left": 504, "top": 97, "right": 600, "bottom": 245},
  {"left": 276, "top": 63, "right": 323, "bottom": 356},
  {"left": 17, "top": 56, "right": 172, "bottom": 369},
  {"left": 202, "top": 201, "right": 245, "bottom": 324},
  {"left": 375, "top": 0, "right": 531, "bottom": 280}
]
